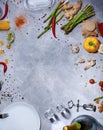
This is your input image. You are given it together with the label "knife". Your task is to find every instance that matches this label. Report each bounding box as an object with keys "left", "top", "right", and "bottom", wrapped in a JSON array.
[{"left": 0, "top": 113, "right": 9, "bottom": 119}]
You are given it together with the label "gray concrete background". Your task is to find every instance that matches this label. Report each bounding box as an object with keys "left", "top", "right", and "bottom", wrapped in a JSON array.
[{"left": 0, "top": 0, "right": 103, "bottom": 130}]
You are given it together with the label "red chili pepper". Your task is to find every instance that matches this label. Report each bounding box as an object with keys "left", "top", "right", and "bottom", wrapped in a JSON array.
[
  {"left": 98, "top": 22, "right": 103, "bottom": 37},
  {"left": 51, "top": 17, "right": 57, "bottom": 38},
  {"left": 0, "top": 0, "right": 9, "bottom": 20},
  {"left": 0, "top": 62, "right": 7, "bottom": 73}
]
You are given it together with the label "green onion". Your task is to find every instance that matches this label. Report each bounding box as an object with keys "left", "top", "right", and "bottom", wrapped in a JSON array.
[
  {"left": 37, "top": 14, "right": 64, "bottom": 39},
  {"left": 94, "top": 96, "right": 103, "bottom": 101},
  {"left": 37, "top": 1, "right": 66, "bottom": 38},
  {"left": 43, "top": 8, "right": 62, "bottom": 23},
  {"left": 45, "top": 2, "right": 61, "bottom": 29}
]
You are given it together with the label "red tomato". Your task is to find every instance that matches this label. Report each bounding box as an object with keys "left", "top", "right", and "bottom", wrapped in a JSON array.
[
  {"left": 99, "top": 81, "right": 103, "bottom": 87},
  {"left": 101, "top": 86, "right": 103, "bottom": 91},
  {"left": 89, "top": 79, "right": 95, "bottom": 84}
]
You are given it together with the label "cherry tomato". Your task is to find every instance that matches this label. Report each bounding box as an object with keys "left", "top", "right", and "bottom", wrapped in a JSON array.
[
  {"left": 99, "top": 81, "right": 103, "bottom": 87},
  {"left": 101, "top": 86, "right": 103, "bottom": 91},
  {"left": 89, "top": 79, "right": 95, "bottom": 84}
]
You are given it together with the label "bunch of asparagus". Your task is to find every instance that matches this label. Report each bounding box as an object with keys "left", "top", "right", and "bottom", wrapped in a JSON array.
[{"left": 61, "top": 4, "right": 95, "bottom": 34}]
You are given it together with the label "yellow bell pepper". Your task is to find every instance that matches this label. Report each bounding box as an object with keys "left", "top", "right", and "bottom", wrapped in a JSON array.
[
  {"left": 0, "top": 20, "right": 10, "bottom": 30},
  {"left": 83, "top": 37, "right": 100, "bottom": 53}
]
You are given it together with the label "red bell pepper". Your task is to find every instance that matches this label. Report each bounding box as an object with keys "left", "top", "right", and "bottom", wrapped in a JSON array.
[{"left": 98, "top": 22, "right": 103, "bottom": 37}]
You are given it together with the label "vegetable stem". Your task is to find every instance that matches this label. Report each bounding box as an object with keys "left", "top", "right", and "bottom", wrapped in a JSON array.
[
  {"left": 43, "top": 14, "right": 52, "bottom": 23},
  {"left": 46, "top": 2, "right": 61, "bottom": 28},
  {"left": 94, "top": 96, "right": 103, "bottom": 101},
  {"left": 44, "top": 8, "right": 62, "bottom": 23}
]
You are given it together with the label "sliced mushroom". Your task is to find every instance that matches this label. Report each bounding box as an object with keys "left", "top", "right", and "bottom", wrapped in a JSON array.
[
  {"left": 98, "top": 44, "right": 103, "bottom": 54},
  {"left": 84, "top": 20, "right": 96, "bottom": 32},
  {"left": 81, "top": 20, "right": 99, "bottom": 37},
  {"left": 78, "top": 58, "right": 85, "bottom": 63},
  {"left": 84, "top": 59, "right": 96, "bottom": 70}
]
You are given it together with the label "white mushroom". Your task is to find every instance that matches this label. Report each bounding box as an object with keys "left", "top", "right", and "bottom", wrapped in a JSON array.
[
  {"left": 98, "top": 44, "right": 103, "bottom": 54},
  {"left": 72, "top": 45, "right": 80, "bottom": 53}
]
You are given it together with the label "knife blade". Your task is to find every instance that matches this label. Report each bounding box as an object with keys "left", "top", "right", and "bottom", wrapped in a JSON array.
[{"left": 0, "top": 113, "right": 9, "bottom": 119}]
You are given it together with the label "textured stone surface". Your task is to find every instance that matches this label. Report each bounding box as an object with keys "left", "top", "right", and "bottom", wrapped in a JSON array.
[{"left": 0, "top": 0, "right": 103, "bottom": 130}]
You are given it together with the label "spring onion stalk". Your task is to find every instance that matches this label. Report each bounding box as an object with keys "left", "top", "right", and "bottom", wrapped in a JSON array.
[
  {"left": 44, "top": 9, "right": 62, "bottom": 30},
  {"left": 43, "top": 0, "right": 67, "bottom": 23},
  {"left": 94, "top": 96, "right": 103, "bottom": 101},
  {"left": 61, "top": 4, "right": 95, "bottom": 34},
  {"left": 43, "top": 3, "right": 60, "bottom": 23},
  {"left": 37, "top": 14, "right": 64, "bottom": 39},
  {"left": 45, "top": 2, "right": 61, "bottom": 29},
  {"left": 44, "top": 8, "right": 62, "bottom": 23}
]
